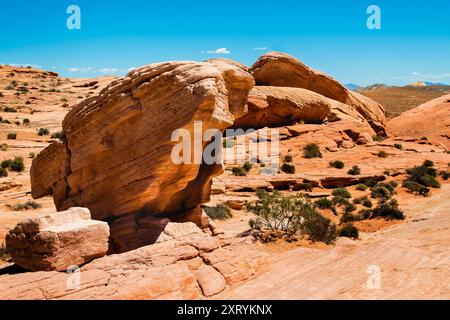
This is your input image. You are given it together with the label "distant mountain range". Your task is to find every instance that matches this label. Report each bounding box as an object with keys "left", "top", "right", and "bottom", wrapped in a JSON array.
[{"left": 345, "top": 82, "right": 449, "bottom": 91}]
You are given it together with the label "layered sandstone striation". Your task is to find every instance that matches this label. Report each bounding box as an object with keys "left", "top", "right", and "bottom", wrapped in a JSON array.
[
  {"left": 249, "top": 52, "right": 387, "bottom": 134},
  {"left": 30, "top": 61, "right": 254, "bottom": 227},
  {"left": 5, "top": 208, "right": 109, "bottom": 271}
]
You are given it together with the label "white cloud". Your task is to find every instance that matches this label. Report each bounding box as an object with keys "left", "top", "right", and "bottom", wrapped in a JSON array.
[
  {"left": 206, "top": 48, "right": 231, "bottom": 54},
  {"left": 68, "top": 67, "right": 93, "bottom": 73},
  {"left": 253, "top": 47, "right": 268, "bottom": 50},
  {"left": 98, "top": 68, "right": 120, "bottom": 74},
  {"left": 127, "top": 67, "right": 137, "bottom": 72}
]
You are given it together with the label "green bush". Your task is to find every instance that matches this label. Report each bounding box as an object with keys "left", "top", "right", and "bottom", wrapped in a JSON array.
[
  {"left": 0, "top": 167, "right": 8, "bottom": 177},
  {"left": 283, "top": 154, "right": 293, "bottom": 163},
  {"left": 370, "top": 185, "right": 393, "bottom": 200},
  {"left": 332, "top": 188, "right": 352, "bottom": 199},
  {"left": 403, "top": 161, "right": 441, "bottom": 195},
  {"left": 403, "top": 180, "right": 430, "bottom": 196},
  {"left": 232, "top": 166, "right": 247, "bottom": 176},
  {"left": 204, "top": 204, "right": 232, "bottom": 220},
  {"left": 3, "top": 106, "right": 17, "bottom": 113},
  {"left": 303, "top": 143, "right": 322, "bottom": 159},
  {"left": 338, "top": 224, "right": 359, "bottom": 239},
  {"left": 362, "top": 198, "right": 373, "bottom": 208},
  {"left": 22, "top": 118, "right": 30, "bottom": 124},
  {"left": 281, "top": 163, "right": 296, "bottom": 174},
  {"left": 10, "top": 200, "right": 41, "bottom": 211},
  {"left": 9, "top": 156, "right": 24, "bottom": 172},
  {"left": 344, "top": 203, "right": 357, "bottom": 214},
  {"left": 1, "top": 159, "right": 12, "bottom": 169},
  {"left": 377, "top": 150, "right": 388, "bottom": 158},
  {"left": 340, "top": 212, "right": 360, "bottom": 223},
  {"left": 372, "top": 135, "right": 385, "bottom": 142},
  {"left": 7, "top": 133, "right": 17, "bottom": 140},
  {"left": 223, "top": 139, "right": 234, "bottom": 148},
  {"left": 314, "top": 198, "right": 333, "bottom": 210},
  {"left": 440, "top": 171, "right": 449, "bottom": 180},
  {"left": 371, "top": 199, "right": 405, "bottom": 220},
  {"left": 0, "top": 143, "right": 8, "bottom": 151},
  {"left": 361, "top": 179, "right": 378, "bottom": 187},
  {"left": 332, "top": 196, "right": 350, "bottom": 206},
  {"left": 329, "top": 160, "right": 345, "bottom": 169},
  {"left": 347, "top": 165, "right": 361, "bottom": 175},
  {"left": 394, "top": 144, "right": 403, "bottom": 150},
  {"left": 246, "top": 191, "right": 337, "bottom": 243},
  {"left": 37, "top": 128, "right": 50, "bottom": 136},
  {"left": 242, "top": 162, "right": 253, "bottom": 172},
  {"left": 356, "top": 183, "right": 368, "bottom": 191}
]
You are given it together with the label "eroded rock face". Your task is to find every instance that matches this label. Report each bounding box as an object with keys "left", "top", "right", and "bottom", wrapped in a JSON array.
[
  {"left": 250, "top": 52, "right": 387, "bottom": 134},
  {"left": 0, "top": 223, "right": 267, "bottom": 300},
  {"left": 5, "top": 208, "right": 109, "bottom": 271},
  {"left": 30, "top": 61, "right": 255, "bottom": 225},
  {"left": 232, "top": 86, "right": 334, "bottom": 129}
]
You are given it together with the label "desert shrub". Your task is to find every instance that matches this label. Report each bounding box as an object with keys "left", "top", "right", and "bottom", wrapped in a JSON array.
[
  {"left": 0, "top": 243, "right": 9, "bottom": 262},
  {"left": 9, "top": 156, "right": 24, "bottom": 172},
  {"left": 338, "top": 224, "right": 359, "bottom": 239},
  {"left": 242, "top": 162, "right": 253, "bottom": 172},
  {"left": 332, "top": 188, "right": 351, "bottom": 199},
  {"left": 361, "top": 179, "right": 378, "bottom": 187},
  {"left": 283, "top": 154, "right": 293, "bottom": 163},
  {"left": 232, "top": 166, "right": 247, "bottom": 176},
  {"left": 10, "top": 200, "right": 41, "bottom": 211},
  {"left": 389, "top": 181, "right": 399, "bottom": 188},
  {"left": 353, "top": 196, "right": 371, "bottom": 206},
  {"left": 0, "top": 143, "right": 8, "bottom": 151},
  {"left": 223, "top": 139, "right": 234, "bottom": 148},
  {"left": 420, "top": 136, "right": 428, "bottom": 141},
  {"left": 302, "top": 212, "right": 337, "bottom": 244},
  {"left": 403, "top": 161, "right": 441, "bottom": 194},
  {"left": 329, "top": 160, "right": 345, "bottom": 169},
  {"left": 344, "top": 203, "right": 357, "bottom": 214},
  {"left": 332, "top": 196, "right": 350, "bottom": 206},
  {"left": 204, "top": 204, "right": 232, "bottom": 220},
  {"left": 22, "top": 118, "right": 30, "bottom": 124},
  {"left": 359, "top": 209, "right": 374, "bottom": 220},
  {"left": 314, "top": 198, "right": 333, "bottom": 210},
  {"left": 1, "top": 159, "right": 12, "bottom": 168},
  {"left": 28, "top": 152, "right": 35, "bottom": 158},
  {"left": 0, "top": 167, "right": 8, "bottom": 177},
  {"left": 372, "top": 135, "right": 385, "bottom": 142},
  {"left": 370, "top": 185, "right": 392, "bottom": 200},
  {"left": 347, "top": 165, "right": 361, "bottom": 175},
  {"left": 281, "top": 163, "right": 296, "bottom": 174},
  {"left": 246, "top": 191, "right": 337, "bottom": 243},
  {"left": 37, "top": 127, "right": 50, "bottom": 136},
  {"left": 403, "top": 180, "right": 430, "bottom": 196},
  {"left": 371, "top": 199, "right": 405, "bottom": 220},
  {"left": 340, "top": 212, "right": 360, "bottom": 223},
  {"left": 362, "top": 198, "right": 373, "bottom": 208},
  {"left": 7, "top": 132, "right": 17, "bottom": 140},
  {"left": 355, "top": 183, "right": 368, "bottom": 191},
  {"left": 377, "top": 150, "right": 388, "bottom": 158},
  {"left": 3, "top": 106, "right": 17, "bottom": 113},
  {"left": 394, "top": 144, "right": 403, "bottom": 150},
  {"left": 303, "top": 143, "right": 322, "bottom": 159},
  {"left": 439, "top": 170, "right": 449, "bottom": 180}
]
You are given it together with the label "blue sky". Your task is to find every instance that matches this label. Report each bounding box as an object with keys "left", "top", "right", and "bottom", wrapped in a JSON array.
[{"left": 0, "top": 0, "right": 449, "bottom": 86}]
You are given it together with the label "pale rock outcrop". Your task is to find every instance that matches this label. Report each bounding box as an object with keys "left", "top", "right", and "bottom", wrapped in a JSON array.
[
  {"left": 5, "top": 208, "right": 109, "bottom": 271},
  {"left": 250, "top": 52, "right": 387, "bottom": 134},
  {"left": 387, "top": 94, "right": 450, "bottom": 149},
  {"left": 30, "top": 61, "right": 255, "bottom": 242},
  {"left": 0, "top": 222, "right": 268, "bottom": 300}
]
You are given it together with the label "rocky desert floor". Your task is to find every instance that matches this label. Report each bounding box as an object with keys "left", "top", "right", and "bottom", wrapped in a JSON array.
[{"left": 0, "top": 61, "right": 449, "bottom": 300}]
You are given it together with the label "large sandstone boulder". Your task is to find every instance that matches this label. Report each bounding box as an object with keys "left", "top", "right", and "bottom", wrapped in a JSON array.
[
  {"left": 249, "top": 52, "right": 387, "bottom": 134},
  {"left": 5, "top": 208, "right": 109, "bottom": 271},
  {"left": 232, "top": 86, "right": 333, "bottom": 129},
  {"left": 30, "top": 61, "right": 254, "bottom": 228}
]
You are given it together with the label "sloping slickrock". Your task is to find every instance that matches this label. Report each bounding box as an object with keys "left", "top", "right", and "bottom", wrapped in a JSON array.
[
  {"left": 250, "top": 52, "right": 387, "bottom": 134},
  {"left": 5, "top": 208, "right": 109, "bottom": 271},
  {"left": 0, "top": 222, "right": 268, "bottom": 300},
  {"left": 30, "top": 61, "right": 254, "bottom": 224},
  {"left": 387, "top": 94, "right": 450, "bottom": 149}
]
